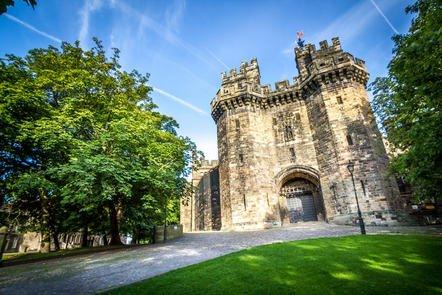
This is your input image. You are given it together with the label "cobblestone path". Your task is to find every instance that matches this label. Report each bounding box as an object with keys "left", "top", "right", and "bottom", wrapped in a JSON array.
[{"left": 1, "top": 223, "right": 440, "bottom": 294}]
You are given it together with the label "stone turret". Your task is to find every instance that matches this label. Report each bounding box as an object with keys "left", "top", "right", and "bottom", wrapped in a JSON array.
[
  {"left": 294, "top": 37, "right": 401, "bottom": 224},
  {"left": 221, "top": 58, "right": 260, "bottom": 86},
  {"left": 184, "top": 37, "right": 405, "bottom": 232}
]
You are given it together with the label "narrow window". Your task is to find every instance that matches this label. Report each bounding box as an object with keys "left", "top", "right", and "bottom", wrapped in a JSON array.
[
  {"left": 289, "top": 147, "right": 296, "bottom": 161},
  {"left": 239, "top": 153, "right": 244, "bottom": 164},
  {"left": 295, "top": 113, "right": 301, "bottom": 121},
  {"left": 346, "top": 134, "right": 353, "bottom": 146},
  {"left": 337, "top": 96, "right": 343, "bottom": 104},
  {"left": 235, "top": 119, "right": 240, "bottom": 131},
  {"left": 266, "top": 193, "right": 270, "bottom": 206},
  {"left": 243, "top": 194, "right": 247, "bottom": 210},
  {"left": 360, "top": 180, "right": 366, "bottom": 197},
  {"left": 272, "top": 117, "right": 277, "bottom": 125}
]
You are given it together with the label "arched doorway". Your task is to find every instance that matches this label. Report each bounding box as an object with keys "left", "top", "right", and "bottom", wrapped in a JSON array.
[
  {"left": 281, "top": 178, "right": 319, "bottom": 222},
  {"left": 276, "top": 165, "right": 325, "bottom": 223}
]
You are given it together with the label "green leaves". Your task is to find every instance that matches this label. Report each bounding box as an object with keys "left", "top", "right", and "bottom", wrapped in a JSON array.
[
  {"left": 1, "top": 39, "right": 201, "bottom": 244},
  {"left": 371, "top": 0, "right": 442, "bottom": 201}
]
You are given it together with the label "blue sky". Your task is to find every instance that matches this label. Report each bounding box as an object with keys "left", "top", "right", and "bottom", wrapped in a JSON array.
[{"left": 1, "top": 0, "right": 414, "bottom": 159}]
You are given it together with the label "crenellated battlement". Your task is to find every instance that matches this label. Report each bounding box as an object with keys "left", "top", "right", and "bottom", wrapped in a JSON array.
[
  {"left": 199, "top": 159, "right": 219, "bottom": 167},
  {"left": 191, "top": 159, "right": 219, "bottom": 182},
  {"left": 295, "top": 37, "right": 342, "bottom": 57},
  {"left": 295, "top": 37, "right": 367, "bottom": 82},
  {"left": 184, "top": 35, "right": 403, "bottom": 232},
  {"left": 221, "top": 57, "right": 260, "bottom": 86},
  {"left": 211, "top": 37, "right": 369, "bottom": 122}
]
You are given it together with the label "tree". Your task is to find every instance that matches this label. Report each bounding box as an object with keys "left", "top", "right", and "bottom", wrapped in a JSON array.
[
  {"left": 0, "top": 0, "right": 37, "bottom": 14},
  {"left": 1, "top": 39, "right": 202, "bottom": 249},
  {"left": 371, "top": 0, "right": 442, "bottom": 201},
  {"left": 0, "top": 49, "right": 64, "bottom": 252}
]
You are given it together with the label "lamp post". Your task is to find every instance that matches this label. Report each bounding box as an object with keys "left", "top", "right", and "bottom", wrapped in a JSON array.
[{"left": 347, "top": 161, "right": 366, "bottom": 235}]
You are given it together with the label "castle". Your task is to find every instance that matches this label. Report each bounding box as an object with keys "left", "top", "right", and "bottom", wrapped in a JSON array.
[{"left": 181, "top": 37, "right": 406, "bottom": 231}]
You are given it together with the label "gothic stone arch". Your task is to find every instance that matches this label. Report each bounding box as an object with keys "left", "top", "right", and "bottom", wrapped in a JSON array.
[{"left": 275, "top": 165, "right": 325, "bottom": 223}]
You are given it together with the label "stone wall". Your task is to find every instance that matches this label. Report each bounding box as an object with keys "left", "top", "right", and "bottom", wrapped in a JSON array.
[
  {"left": 154, "top": 225, "right": 183, "bottom": 243},
  {"left": 2, "top": 232, "right": 109, "bottom": 253},
  {"left": 181, "top": 160, "right": 221, "bottom": 232},
  {"left": 295, "top": 39, "right": 402, "bottom": 225},
  {"left": 183, "top": 37, "right": 406, "bottom": 231}
]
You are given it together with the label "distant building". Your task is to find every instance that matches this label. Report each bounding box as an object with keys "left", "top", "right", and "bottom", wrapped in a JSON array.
[{"left": 181, "top": 37, "right": 407, "bottom": 231}]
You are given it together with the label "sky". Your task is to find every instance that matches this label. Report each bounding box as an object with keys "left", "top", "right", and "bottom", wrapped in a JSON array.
[{"left": 1, "top": 0, "right": 415, "bottom": 160}]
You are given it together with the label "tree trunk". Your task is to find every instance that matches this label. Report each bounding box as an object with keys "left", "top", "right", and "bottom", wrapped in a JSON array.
[
  {"left": 48, "top": 218, "right": 60, "bottom": 251},
  {"left": 102, "top": 233, "right": 108, "bottom": 246},
  {"left": 39, "top": 188, "right": 51, "bottom": 253},
  {"left": 52, "top": 231, "right": 60, "bottom": 251},
  {"left": 109, "top": 205, "right": 122, "bottom": 245},
  {"left": 81, "top": 225, "right": 88, "bottom": 247},
  {"left": 40, "top": 231, "right": 50, "bottom": 253}
]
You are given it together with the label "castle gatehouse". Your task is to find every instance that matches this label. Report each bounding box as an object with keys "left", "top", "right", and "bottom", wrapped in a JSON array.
[{"left": 181, "top": 37, "right": 405, "bottom": 231}]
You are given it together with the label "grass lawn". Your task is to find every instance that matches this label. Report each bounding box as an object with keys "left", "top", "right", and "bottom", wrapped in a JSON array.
[{"left": 106, "top": 235, "right": 442, "bottom": 295}]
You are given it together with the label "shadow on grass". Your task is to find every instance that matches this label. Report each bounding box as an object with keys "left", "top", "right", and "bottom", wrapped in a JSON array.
[{"left": 105, "top": 235, "right": 442, "bottom": 295}]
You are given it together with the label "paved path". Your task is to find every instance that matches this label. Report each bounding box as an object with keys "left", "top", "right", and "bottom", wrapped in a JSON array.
[{"left": 1, "top": 223, "right": 440, "bottom": 294}]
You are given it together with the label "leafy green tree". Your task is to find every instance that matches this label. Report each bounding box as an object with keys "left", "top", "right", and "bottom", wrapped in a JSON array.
[
  {"left": 1, "top": 39, "right": 202, "bottom": 248},
  {"left": 371, "top": 0, "right": 442, "bottom": 201},
  {"left": 0, "top": 49, "right": 65, "bottom": 252}
]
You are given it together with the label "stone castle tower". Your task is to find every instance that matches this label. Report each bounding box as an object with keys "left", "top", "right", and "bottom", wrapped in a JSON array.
[{"left": 181, "top": 37, "right": 405, "bottom": 232}]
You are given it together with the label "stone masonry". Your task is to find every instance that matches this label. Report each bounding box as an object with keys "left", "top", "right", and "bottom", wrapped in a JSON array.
[
  {"left": 181, "top": 160, "right": 221, "bottom": 232},
  {"left": 181, "top": 37, "right": 406, "bottom": 231}
]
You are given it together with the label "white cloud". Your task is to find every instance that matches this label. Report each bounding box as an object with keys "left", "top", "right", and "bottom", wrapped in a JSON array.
[
  {"left": 4, "top": 13, "right": 62, "bottom": 44},
  {"left": 112, "top": 1, "right": 181, "bottom": 47},
  {"left": 206, "top": 48, "right": 230, "bottom": 70},
  {"left": 78, "top": 0, "right": 103, "bottom": 47},
  {"left": 152, "top": 87, "right": 209, "bottom": 116},
  {"left": 105, "top": 2, "right": 214, "bottom": 118},
  {"left": 153, "top": 53, "right": 217, "bottom": 90},
  {"left": 369, "top": 0, "right": 399, "bottom": 35},
  {"left": 282, "top": 0, "right": 400, "bottom": 55},
  {"left": 111, "top": 1, "right": 218, "bottom": 70},
  {"left": 313, "top": 1, "right": 377, "bottom": 44},
  {"left": 165, "top": 0, "right": 186, "bottom": 33}
]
